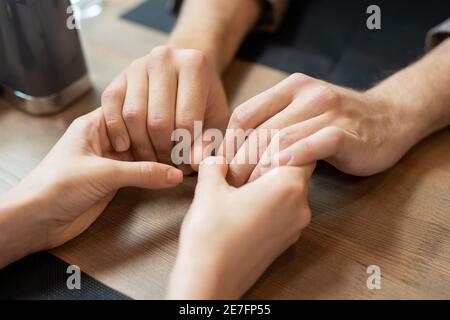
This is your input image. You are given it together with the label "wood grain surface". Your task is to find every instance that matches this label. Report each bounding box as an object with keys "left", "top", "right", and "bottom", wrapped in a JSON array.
[{"left": 0, "top": 0, "right": 448, "bottom": 299}]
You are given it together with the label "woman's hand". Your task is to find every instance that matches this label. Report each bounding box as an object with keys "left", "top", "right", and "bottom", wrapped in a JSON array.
[
  {"left": 0, "top": 108, "right": 183, "bottom": 268},
  {"left": 167, "top": 157, "right": 315, "bottom": 299},
  {"left": 221, "top": 73, "right": 429, "bottom": 187},
  {"left": 101, "top": 46, "right": 230, "bottom": 172}
]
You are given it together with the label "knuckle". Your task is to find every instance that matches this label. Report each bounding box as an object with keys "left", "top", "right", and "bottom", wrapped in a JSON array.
[
  {"left": 104, "top": 117, "right": 123, "bottom": 128},
  {"left": 148, "top": 115, "right": 169, "bottom": 133},
  {"left": 122, "top": 109, "right": 143, "bottom": 124},
  {"left": 180, "top": 49, "right": 207, "bottom": 69},
  {"left": 139, "top": 163, "right": 154, "bottom": 180},
  {"left": 101, "top": 87, "right": 123, "bottom": 103},
  {"left": 285, "top": 72, "right": 311, "bottom": 88},
  {"left": 68, "top": 113, "right": 96, "bottom": 134},
  {"left": 176, "top": 114, "right": 196, "bottom": 131},
  {"left": 272, "top": 168, "right": 305, "bottom": 194},
  {"left": 285, "top": 178, "right": 306, "bottom": 195},
  {"left": 326, "top": 126, "right": 346, "bottom": 146},
  {"left": 300, "top": 139, "right": 315, "bottom": 159},
  {"left": 149, "top": 45, "right": 172, "bottom": 61},
  {"left": 278, "top": 131, "right": 295, "bottom": 149},
  {"left": 129, "top": 58, "right": 144, "bottom": 69},
  {"left": 70, "top": 115, "right": 87, "bottom": 129},
  {"left": 314, "top": 86, "right": 342, "bottom": 109},
  {"left": 229, "top": 106, "right": 248, "bottom": 128}
]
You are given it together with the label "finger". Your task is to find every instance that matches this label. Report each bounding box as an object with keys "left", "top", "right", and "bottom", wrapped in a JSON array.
[
  {"left": 203, "top": 74, "right": 230, "bottom": 132},
  {"left": 248, "top": 114, "right": 330, "bottom": 182},
  {"left": 102, "top": 72, "right": 130, "bottom": 152},
  {"left": 175, "top": 51, "right": 209, "bottom": 166},
  {"left": 190, "top": 126, "right": 224, "bottom": 172},
  {"left": 274, "top": 126, "right": 352, "bottom": 169},
  {"left": 196, "top": 156, "right": 228, "bottom": 192},
  {"left": 191, "top": 76, "right": 230, "bottom": 172},
  {"left": 269, "top": 165, "right": 315, "bottom": 231},
  {"left": 109, "top": 159, "right": 183, "bottom": 189},
  {"left": 122, "top": 60, "right": 157, "bottom": 161},
  {"left": 242, "top": 165, "right": 314, "bottom": 204},
  {"left": 254, "top": 165, "right": 315, "bottom": 191},
  {"left": 226, "top": 127, "right": 276, "bottom": 187},
  {"left": 189, "top": 132, "right": 206, "bottom": 172},
  {"left": 227, "top": 85, "right": 334, "bottom": 187},
  {"left": 226, "top": 103, "right": 302, "bottom": 187},
  {"left": 219, "top": 73, "right": 312, "bottom": 161},
  {"left": 147, "top": 48, "right": 177, "bottom": 164}
]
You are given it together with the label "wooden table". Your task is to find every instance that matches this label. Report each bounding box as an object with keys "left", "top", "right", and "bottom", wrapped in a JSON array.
[{"left": 0, "top": 0, "right": 449, "bottom": 299}]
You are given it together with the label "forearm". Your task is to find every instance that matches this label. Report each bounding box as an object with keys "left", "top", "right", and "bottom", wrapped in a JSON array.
[
  {"left": 0, "top": 186, "right": 47, "bottom": 269},
  {"left": 167, "top": 241, "right": 226, "bottom": 299},
  {"left": 168, "top": 0, "right": 261, "bottom": 73},
  {"left": 368, "top": 38, "right": 450, "bottom": 140}
]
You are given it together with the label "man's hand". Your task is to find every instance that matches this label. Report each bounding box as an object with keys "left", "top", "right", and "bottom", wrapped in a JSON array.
[
  {"left": 220, "top": 73, "right": 412, "bottom": 185},
  {"left": 101, "top": 0, "right": 262, "bottom": 171},
  {"left": 0, "top": 108, "right": 183, "bottom": 268},
  {"left": 167, "top": 157, "right": 315, "bottom": 299},
  {"left": 221, "top": 39, "right": 450, "bottom": 186},
  {"left": 101, "top": 46, "right": 229, "bottom": 171}
]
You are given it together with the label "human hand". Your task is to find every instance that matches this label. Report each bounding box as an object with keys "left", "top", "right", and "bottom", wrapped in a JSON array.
[
  {"left": 167, "top": 157, "right": 315, "bottom": 299},
  {"left": 220, "top": 73, "right": 425, "bottom": 186},
  {"left": 101, "top": 46, "right": 230, "bottom": 172},
  {"left": 0, "top": 108, "right": 183, "bottom": 266}
]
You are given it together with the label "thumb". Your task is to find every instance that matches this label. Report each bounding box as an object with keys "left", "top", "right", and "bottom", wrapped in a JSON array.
[
  {"left": 108, "top": 160, "right": 183, "bottom": 190},
  {"left": 197, "top": 156, "right": 228, "bottom": 191}
]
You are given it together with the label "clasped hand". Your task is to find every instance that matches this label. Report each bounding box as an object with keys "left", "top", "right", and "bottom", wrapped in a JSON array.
[{"left": 0, "top": 106, "right": 314, "bottom": 300}]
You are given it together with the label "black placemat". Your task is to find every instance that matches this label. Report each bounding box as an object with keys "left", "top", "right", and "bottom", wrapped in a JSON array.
[
  {"left": 0, "top": 252, "right": 130, "bottom": 300},
  {"left": 122, "top": 0, "right": 450, "bottom": 89}
]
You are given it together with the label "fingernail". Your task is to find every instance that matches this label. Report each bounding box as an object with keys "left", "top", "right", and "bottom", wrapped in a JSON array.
[
  {"left": 115, "top": 136, "right": 127, "bottom": 152},
  {"left": 277, "top": 151, "right": 292, "bottom": 166},
  {"left": 166, "top": 168, "right": 183, "bottom": 185}
]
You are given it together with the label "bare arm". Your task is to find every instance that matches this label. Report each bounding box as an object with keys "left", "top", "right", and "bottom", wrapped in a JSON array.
[
  {"left": 0, "top": 109, "right": 182, "bottom": 269},
  {"left": 369, "top": 38, "right": 450, "bottom": 140},
  {"left": 222, "top": 38, "right": 450, "bottom": 184},
  {"left": 169, "top": 0, "right": 262, "bottom": 73}
]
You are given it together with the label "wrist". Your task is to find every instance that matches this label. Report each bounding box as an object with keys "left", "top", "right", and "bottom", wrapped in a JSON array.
[
  {"left": 0, "top": 185, "right": 49, "bottom": 268},
  {"left": 168, "top": 0, "right": 261, "bottom": 74},
  {"left": 368, "top": 39, "right": 450, "bottom": 140},
  {"left": 366, "top": 80, "right": 438, "bottom": 144},
  {"left": 167, "top": 248, "right": 222, "bottom": 299},
  {"left": 168, "top": 29, "right": 225, "bottom": 74},
  {"left": 167, "top": 241, "right": 239, "bottom": 299}
]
